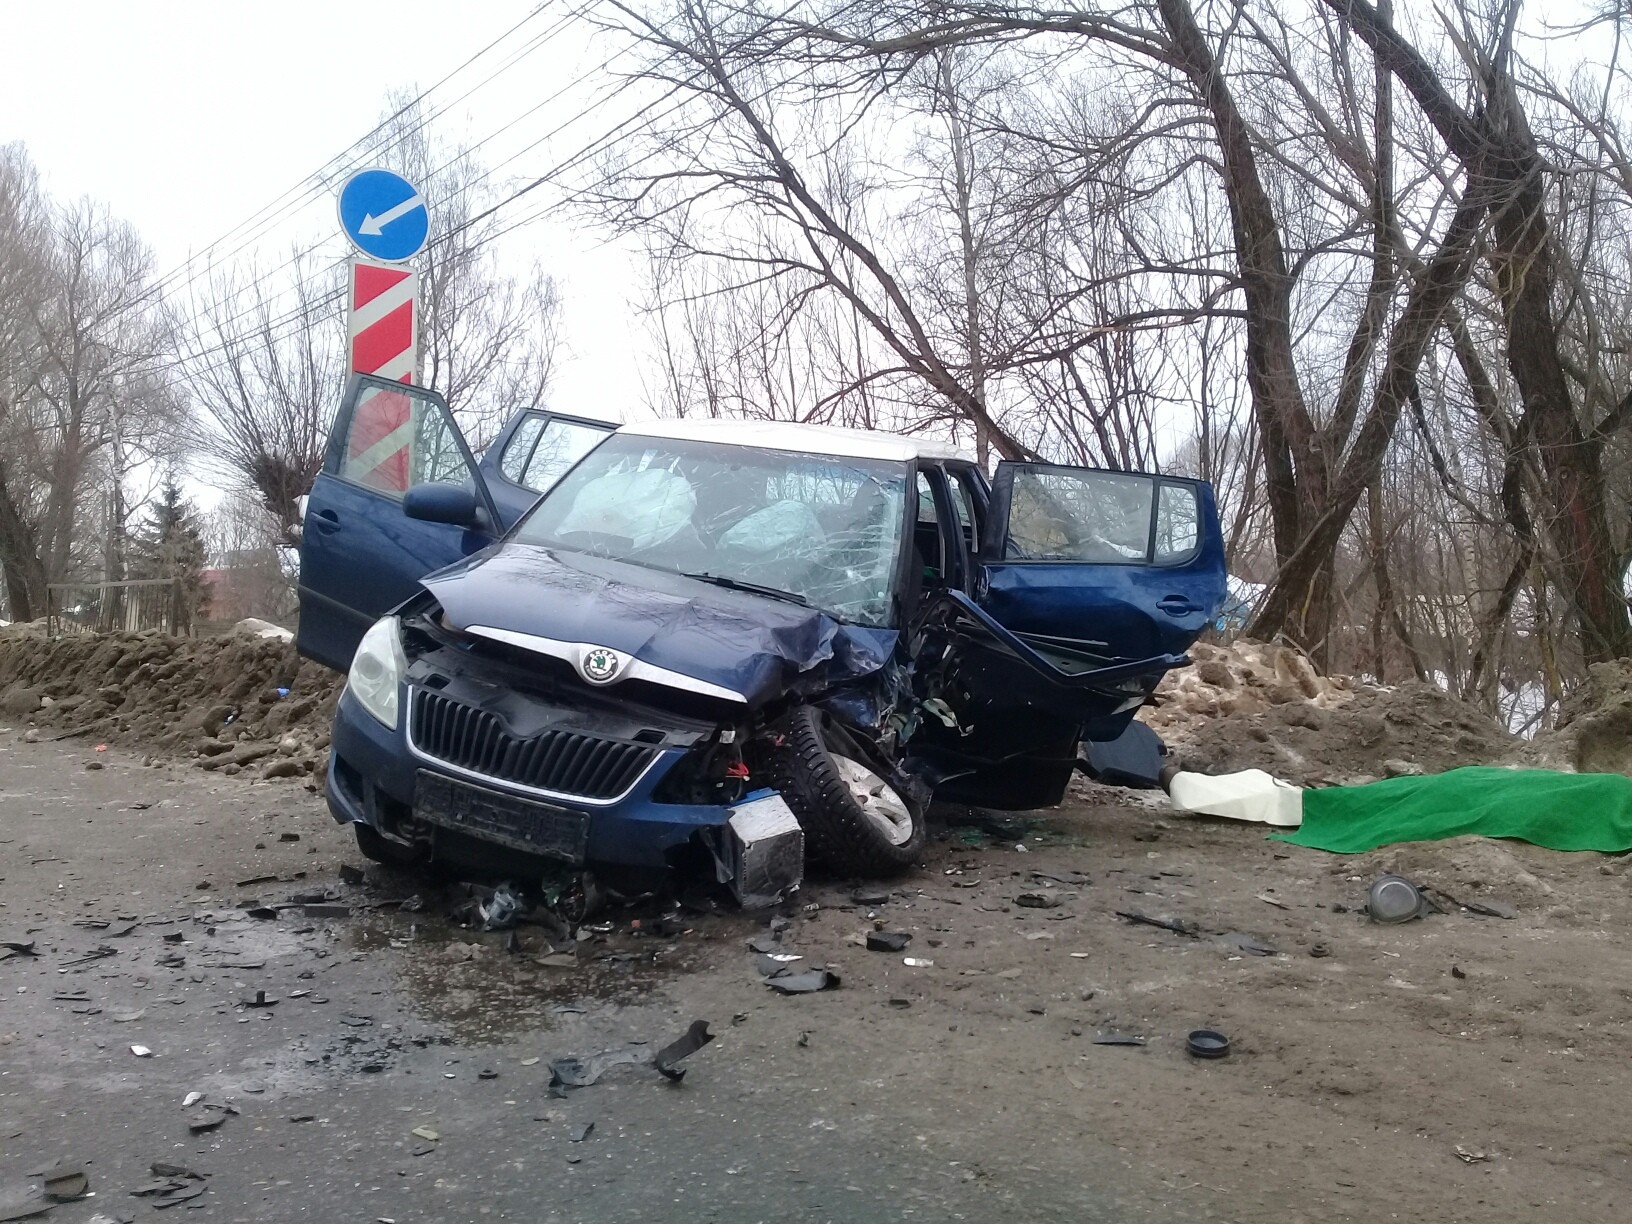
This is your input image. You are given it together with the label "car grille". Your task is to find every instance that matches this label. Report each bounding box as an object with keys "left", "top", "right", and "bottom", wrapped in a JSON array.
[{"left": 408, "top": 689, "right": 659, "bottom": 803}]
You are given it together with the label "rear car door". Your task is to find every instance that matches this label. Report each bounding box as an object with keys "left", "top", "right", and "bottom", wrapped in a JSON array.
[
  {"left": 297, "top": 374, "right": 501, "bottom": 671},
  {"left": 979, "top": 464, "right": 1226, "bottom": 660},
  {"left": 906, "top": 463, "right": 1225, "bottom": 808}
]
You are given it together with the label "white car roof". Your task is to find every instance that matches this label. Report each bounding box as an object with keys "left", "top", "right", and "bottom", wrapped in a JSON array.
[{"left": 616, "top": 416, "right": 976, "bottom": 465}]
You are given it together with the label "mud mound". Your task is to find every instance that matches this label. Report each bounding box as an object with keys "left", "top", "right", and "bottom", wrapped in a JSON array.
[
  {"left": 1144, "top": 639, "right": 1516, "bottom": 785},
  {"left": 0, "top": 627, "right": 340, "bottom": 780},
  {"left": 1518, "top": 659, "right": 1632, "bottom": 776}
]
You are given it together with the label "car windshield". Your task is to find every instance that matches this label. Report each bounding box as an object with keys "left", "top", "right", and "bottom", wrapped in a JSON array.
[{"left": 513, "top": 434, "right": 909, "bottom": 626}]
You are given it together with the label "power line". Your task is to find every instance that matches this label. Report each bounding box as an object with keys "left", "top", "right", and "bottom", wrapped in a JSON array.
[
  {"left": 170, "top": 57, "right": 704, "bottom": 380},
  {"left": 130, "top": 3, "right": 569, "bottom": 321},
  {"left": 172, "top": 43, "right": 658, "bottom": 352}
]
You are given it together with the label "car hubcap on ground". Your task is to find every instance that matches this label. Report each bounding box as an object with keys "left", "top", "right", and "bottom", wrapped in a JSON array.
[{"left": 832, "top": 754, "right": 915, "bottom": 845}]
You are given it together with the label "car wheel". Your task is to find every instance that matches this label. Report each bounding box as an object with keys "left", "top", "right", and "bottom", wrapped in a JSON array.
[
  {"left": 765, "top": 706, "right": 924, "bottom": 876},
  {"left": 353, "top": 822, "right": 421, "bottom": 867}
]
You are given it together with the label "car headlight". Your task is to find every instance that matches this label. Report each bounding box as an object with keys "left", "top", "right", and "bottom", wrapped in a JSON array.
[{"left": 347, "top": 616, "right": 406, "bottom": 729}]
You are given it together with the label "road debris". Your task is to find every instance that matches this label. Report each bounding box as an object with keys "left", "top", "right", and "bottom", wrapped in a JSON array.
[
  {"left": 1454, "top": 1145, "right": 1491, "bottom": 1164},
  {"left": 652, "top": 1020, "right": 714, "bottom": 1080},
  {"left": 410, "top": 1127, "right": 439, "bottom": 1142},
  {"left": 1366, "top": 875, "right": 1426, "bottom": 923},
  {"left": 550, "top": 1018, "right": 714, "bottom": 1088},
  {"left": 1219, "top": 933, "right": 1280, "bottom": 957},
  {"left": 902, "top": 957, "right": 934, "bottom": 967},
  {"left": 765, "top": 967, "right": 840, "bottom": 993},
  {"left": 40, "top": 1165, "right": 87, "bottom": 1202},
  {"left": 865, "top": 931, "right": 911, "bottom": 952},
  {"left": 128, "top": 1045, "right": 152, "bottom": 1058},
  {"left": 1092, "top": 1033, "right": 1146, "bottom": 1046},
  {"left": 1014, "top": 893, "right": 1062, "bottom": 909},
  {"left": 479, "top": 884, "right": 521, "bottom": 931},
  {"left": 1, "top": 940, "right": 38, "bottom": 958},
  {"left": 1186, "top": 1029, "right": 1231, "bottom": 1059},
  {"left": 569, "top": 1122, "right": 594, "bottom": 1142},
  {"left": 1115, "top": 910, "right": 1200, "bottom": 937}
]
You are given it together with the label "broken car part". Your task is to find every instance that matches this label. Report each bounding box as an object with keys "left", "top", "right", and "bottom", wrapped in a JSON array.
[
  {"left": 1366, "top": 875, "right": 1426, "bottom": 923},
  {"left": 1187, "top": 1029, "right": 1231, "bottom": 1059},
  {"left": 1168, "top": 769, "right": 1304, "bottom": 827}
]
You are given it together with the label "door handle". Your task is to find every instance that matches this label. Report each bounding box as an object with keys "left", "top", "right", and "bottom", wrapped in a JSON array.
[
  {"left": 1156, "top": 595, "right": 1203, "bottom": 617},
  {"left": 313, "top": 509, "right": 341, "bottom": 535}
]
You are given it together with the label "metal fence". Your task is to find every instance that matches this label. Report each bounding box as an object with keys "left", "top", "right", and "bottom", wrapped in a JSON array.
[{"left": 47, "top": 578, "right": 190, "bottom": 637}]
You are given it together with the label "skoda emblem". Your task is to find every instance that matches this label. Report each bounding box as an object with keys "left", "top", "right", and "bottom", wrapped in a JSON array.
[{"left": 580, "top": 646, "right": 622, "bottom": 684}]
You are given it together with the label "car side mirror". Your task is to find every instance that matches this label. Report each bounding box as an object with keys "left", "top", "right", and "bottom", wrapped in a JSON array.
[{"left": 403, "top": 482, "right": 483, "bottom": 529}]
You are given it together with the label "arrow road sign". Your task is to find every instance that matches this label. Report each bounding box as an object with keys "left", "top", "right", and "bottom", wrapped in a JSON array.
[{"left": 337, "top": 168, "right": 429, "bottom": 262}]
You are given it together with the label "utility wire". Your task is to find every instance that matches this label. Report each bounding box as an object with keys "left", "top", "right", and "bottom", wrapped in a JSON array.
[{"left": 128, "top": 4, "right": 568, "bottom": 321}]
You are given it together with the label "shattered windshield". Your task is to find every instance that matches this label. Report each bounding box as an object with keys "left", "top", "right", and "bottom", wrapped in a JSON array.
[{"left": 513, "top": 434, "right": 909, "bottom": 626}]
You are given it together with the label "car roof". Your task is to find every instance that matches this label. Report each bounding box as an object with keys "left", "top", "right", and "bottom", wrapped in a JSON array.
[{"left": 616, "top": 416, "right": 977, "bottom": 465}]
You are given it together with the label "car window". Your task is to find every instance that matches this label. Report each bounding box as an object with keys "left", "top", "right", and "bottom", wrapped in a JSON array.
[
  {"left": 1005, "top": 469, "right": 1154, "bottom": 562},
  {"left": 913, "top": 469, "right": 949, "bottom": 585},
  {"left": 514, "top": 434, "right": 908, "bottom": 626},
  {"left": 1154, "top": 483, "right": 1200, "bottom": 562},
  {"left": 337, "top": 384, "right": 471, "bottom": 499},
  {"left": 521, "top": 421, "right": 610, "bottom": 493},
  {"left": 498, "top": 415, "right": 545, "bottom": 484}
]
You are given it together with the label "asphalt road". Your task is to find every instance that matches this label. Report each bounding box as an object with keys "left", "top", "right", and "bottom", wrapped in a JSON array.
[{"left": 0, "top": 732, "right": 1219, "bottom": 1224}]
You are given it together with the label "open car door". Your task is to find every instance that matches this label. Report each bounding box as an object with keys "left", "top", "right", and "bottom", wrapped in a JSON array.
[
  {"left": 908, "top": 463, "right": 1226, "bottom": 810},
  {"left": 296, "top": 375, "right": 503, "bottom": 672}
]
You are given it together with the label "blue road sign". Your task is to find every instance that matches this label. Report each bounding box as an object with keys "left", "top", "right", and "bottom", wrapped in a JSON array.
[{"left": 337, "top": 168, "right": 429, "bottom": 262}]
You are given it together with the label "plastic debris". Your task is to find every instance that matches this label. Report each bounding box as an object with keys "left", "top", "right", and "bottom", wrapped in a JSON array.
[
  {"left": 550, "top": 1018, "right": 714, "bottom": 1088},
  {"left": 40, "top": 1166, "right": 87, "bottom": 1202},
  {"left": 480, "top": 884, "right": 521, "bottom": 932},
  {"left": 865, "top": 932, "right": 911, "bottom": 952},
  {"left": 411, "top": 1127, "right": 439, "bottom": 1142},
  {"left": 1187, "top": 1029, "right": 1231, "bottom": 1059},
  {"left": 1014, "top": 893, "right": 1062, "bottom": 909},
  {"left": 902, "top": 957, "right": 934, "bottom": 968},
  {"left": 1219, "top": 933, "right": 1280, "bottom": 957},
  {"left": 129, "top": 1045, "right": 153, "bottom": 1057},
  {"left": 1366, "top": 875, "right": 1426, "bottom": 923},
  {"left": 764, "top": 967, "right": 840, "bottom": 994},
  {"left": 1169, "top": 769, "right": 1303, "bottom": 826},
  {"left": 1115, "top": 910, "right": 1200, "bottom": 938}
]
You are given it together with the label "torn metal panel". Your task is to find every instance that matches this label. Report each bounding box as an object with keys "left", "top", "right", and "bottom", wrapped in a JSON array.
[{"left": 704, "top": 791, "right": 804, "bottom": 909}]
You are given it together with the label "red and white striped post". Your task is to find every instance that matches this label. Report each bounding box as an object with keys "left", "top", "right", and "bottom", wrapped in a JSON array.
[{"left": 344, "top": 259, "right": 421, "bottom": 492}]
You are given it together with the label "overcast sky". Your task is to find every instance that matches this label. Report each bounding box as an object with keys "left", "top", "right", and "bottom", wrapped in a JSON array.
[{"left": 0, "top": 0, "right": 648, "bottom": 505}]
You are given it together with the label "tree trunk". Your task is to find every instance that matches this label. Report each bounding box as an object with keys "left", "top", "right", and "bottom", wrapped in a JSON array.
[
  {"left": 1328, "top": 0, "right": 1632, "bottom": 662},
  {"left": 0, "top": 471, "right": 47, "bottom": 622}
]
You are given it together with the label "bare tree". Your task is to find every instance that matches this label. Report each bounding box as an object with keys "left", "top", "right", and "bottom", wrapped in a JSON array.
[{"left": 0, "top": 144, "right": 180, "bottom": 620}]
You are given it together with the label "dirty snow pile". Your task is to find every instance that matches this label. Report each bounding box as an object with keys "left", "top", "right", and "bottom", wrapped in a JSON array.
[
  {"left": 0, "top": 624, "right": 339, "bottom": 780},
  {"left": 1517, "top": 658, "right": 1632, "bottom": 777},
  {"left": 1142, "top": 639, "right": 1518, "bottom": 785}
]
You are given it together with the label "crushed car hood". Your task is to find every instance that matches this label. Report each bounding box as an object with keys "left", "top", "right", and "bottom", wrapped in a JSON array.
[{"left": 421, "top": 543, "right": 895, "bottom": 706}]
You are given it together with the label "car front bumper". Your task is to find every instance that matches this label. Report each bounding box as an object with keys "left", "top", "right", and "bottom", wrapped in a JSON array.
[{"left": 325, "top": 685, "right": 742, "bottom": 875}]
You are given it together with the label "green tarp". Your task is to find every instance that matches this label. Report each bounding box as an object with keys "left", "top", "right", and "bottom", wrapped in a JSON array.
[{"left": 1273, "top": 766, "right": 1632, "bottom": 854}]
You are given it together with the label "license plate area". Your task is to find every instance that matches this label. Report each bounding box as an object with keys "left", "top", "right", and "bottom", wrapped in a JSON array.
[{"left": 413, "top": 771, "right": 589, "bottom": 863}]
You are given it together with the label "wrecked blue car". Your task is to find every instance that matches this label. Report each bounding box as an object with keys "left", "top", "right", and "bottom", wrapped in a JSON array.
[{"left": 297, "top": 374, "right": 1226, "bottom": 897}]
